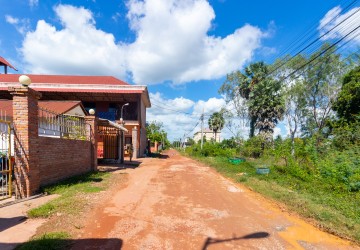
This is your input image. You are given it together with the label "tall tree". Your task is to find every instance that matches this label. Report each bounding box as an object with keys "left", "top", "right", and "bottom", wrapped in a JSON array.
[
  {"left": 301, "top": 43, "right": 347, "bottom": 138},
  {"left": 220, "top": 62, "right": 284, "bottom": 138},
  {"left": 208, "top": 112, "right": 225, "bottom": 142},
  {"left": 146, "top": 121, "right": 168, "bottom": 144},
  {"left": 333, "top": 65, "right": 360, "bottom": 123},
  {"left": 273, "top": 54, "right": 308, "bottom": 155}
]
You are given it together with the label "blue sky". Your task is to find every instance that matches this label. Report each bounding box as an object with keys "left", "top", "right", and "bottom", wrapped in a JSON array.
[{"left": 1, "top": 0, "right": 359, "bottom": 140}]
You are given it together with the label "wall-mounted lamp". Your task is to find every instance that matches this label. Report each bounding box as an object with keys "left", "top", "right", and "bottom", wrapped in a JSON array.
[
  {"left": 120, "top": 103, "right": 129, "bottom": 124},
  {"left": 19, "top": 75, "right": 31, "bottom": 87}
]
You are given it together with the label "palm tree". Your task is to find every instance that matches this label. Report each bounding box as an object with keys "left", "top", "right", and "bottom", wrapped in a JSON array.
[{"left": 208, "top": 112, "right": 225, "bottom": 142}]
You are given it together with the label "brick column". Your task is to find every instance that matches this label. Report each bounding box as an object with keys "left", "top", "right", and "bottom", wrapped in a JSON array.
[
  {"left": 85, "top": 116, "right": 98, "bottom": 171},
  {"left": 132, "top": 126, "right": 138, "bottom": 159},
  {"left": 9, "top": 86, "right": 41, "bottom": 198}
]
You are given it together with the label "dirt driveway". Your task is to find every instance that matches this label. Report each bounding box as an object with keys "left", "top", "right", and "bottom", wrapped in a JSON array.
[{"left": 74, "top": 149, "right": 358, "bottom": 250}]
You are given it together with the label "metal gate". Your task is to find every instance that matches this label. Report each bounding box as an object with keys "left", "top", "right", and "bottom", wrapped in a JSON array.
[
  {"left": 98, "top": 126, "right": 119, "bottom": 159},
  {"left": 0, "top": 119, "right": 13, "bottom": 200}
]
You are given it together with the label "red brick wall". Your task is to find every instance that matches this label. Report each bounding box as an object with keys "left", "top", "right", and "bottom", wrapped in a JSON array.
[{"left": 38, "top": 137, "right": 92, "bottom": 186}]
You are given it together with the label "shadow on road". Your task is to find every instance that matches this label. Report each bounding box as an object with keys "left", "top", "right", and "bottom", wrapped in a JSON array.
[
  {"left": 98, "top": 160, "right": 142, "bottom": 172},
  {"left": 0, "top": 216, "right": 27, "bottom": 232},
  {"left": 0, "top": 237, "right": 123, "bottom": 250},
  {"left": 202, "top": 232, "right": 270, "bottom": 250}
]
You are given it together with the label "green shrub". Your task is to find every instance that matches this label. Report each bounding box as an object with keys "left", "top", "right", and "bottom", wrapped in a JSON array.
[
  {"left": 185, "top": 142, "right": 235, "bottom": 157},
  {"left": 241, "top": 136, "right": 266, "bottom": 158},
  {"left": 317, "top": 147, "right": 360, "bottom": 192}
]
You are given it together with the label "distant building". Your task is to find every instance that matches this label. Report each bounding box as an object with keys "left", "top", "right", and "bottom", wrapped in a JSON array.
[{"left": 193, "top": 128, "right": 221, "bottom": 143}]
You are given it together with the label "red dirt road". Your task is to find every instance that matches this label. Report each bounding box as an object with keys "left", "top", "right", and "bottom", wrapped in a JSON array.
[{"left": 74, "top": 149, "right": 359, "bottom": 250}]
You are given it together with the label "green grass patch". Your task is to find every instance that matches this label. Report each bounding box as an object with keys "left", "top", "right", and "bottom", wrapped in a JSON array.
[
  {"left": 28, "top": 171, "right": 110, "bottom": 218},
  {"left": 189, "top": 155, "right": 360, "bottom": 243},
  {"left": 16, "top": 232, "right": 71, "bottom": 250}
]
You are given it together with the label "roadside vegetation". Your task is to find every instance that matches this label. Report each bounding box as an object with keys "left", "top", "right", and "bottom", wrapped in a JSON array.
[
  {"left": 182, "top": 44, "right": 360, "bottom": 243},
  {"left": 18, "top": 171, "right": 112, "bottom": 249},
  {"left": 16, "top": 232, "right": 71, "bottom": 250},
  {"left": 28, "top": 171, "right": 110, "bottom": 218}
]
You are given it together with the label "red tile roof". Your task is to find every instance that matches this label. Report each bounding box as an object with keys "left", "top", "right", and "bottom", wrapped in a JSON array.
[
  {"left": 33, "top": 88, "right": 143, "bottom": 93},
  {"left": 0, "top": 57, "right": 17, "bottom": 71},
  {"left": 0, "top": 100, "right": 85, "bottom": 117},
  {"left": 0, "top": 74, "right": 129, "bottom": 85}
]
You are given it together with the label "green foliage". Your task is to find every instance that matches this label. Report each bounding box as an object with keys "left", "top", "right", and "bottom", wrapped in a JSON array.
[
  {"left": 331, "top": 120, "right": 360, "bottom": 150},
  {"left": 16, "top": 232, "right": 71, "bottom": 250},
  {"left": 146, "top": 121, "right": 170, "bottom": 149},
  {"left": 208, "top": 112, "right": 225, "bottom": 138},
  {"left": 220, "top": 62, "right": 284, "bottom": 138},
  {"left": 220, "top": 137, "right": 240, "bottom": 150},
  {"left": 317, "top": 147, "right": 360, "bottom": 192},
  {"left": 240, "top": 135, "right": 268, "bottom": 158},
  {"left": 185, "top": 142, "right": 235, "bottom": 157},
  {"left": 28, "top": 172, "right": 109, "bottom": 218},
  {"left": 146, "top": 121, "right": 164, "bottom": 142},
  {"left": 333, "top": 66, "right": 360, "bottom": 123}
]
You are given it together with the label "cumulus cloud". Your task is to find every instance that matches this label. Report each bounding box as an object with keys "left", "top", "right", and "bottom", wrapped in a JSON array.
[
  {"left": 20, "top": 1, "right": 265, "bottom": 84},
  {"left": 21, "top": 5, "right": 127, "bottom": 77},
  {"left": 5, "top": 15, "right": 30, "bottom": 35},
  {"left": 318, "top": 6, "right": 360, "bottom": 44},
  {"left": 126, "top": 0, "right": 263, "bottom": 84},
  {"left": 148, "top": 92, "right": 227, "bottom": 141}
]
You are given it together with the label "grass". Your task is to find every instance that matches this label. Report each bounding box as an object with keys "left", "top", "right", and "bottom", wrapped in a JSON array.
[
  {"left": 27, "top": 171, "right": 110, "bottom": 218},
  {"left": 16, "top": 232, "right": 71, "bottom": 250},
  {"left": 190, "top": 155, "right": 360, "bottom": 243}
]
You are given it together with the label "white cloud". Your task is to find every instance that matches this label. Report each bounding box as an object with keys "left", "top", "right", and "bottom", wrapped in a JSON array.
[
  {"left": 5, "top": 15, "right": 30, "bottom": 35},
  {"left": 148, "top": 92, "right": 227, "bottom": 141},
  {"left": 193, "top": 97, "right": 226, "bottom": 115},
  {"left": 126, "top": 0, "right": 263, "bottom": 84},
  {"left": 20, "top": 1, "right": 265, "bottom": 84},
  {"left": 21, "top": 5, "right": 127, "bottom": 77},
  {"left": 318, "top": 6, "right": 360, "bottom": 44}
]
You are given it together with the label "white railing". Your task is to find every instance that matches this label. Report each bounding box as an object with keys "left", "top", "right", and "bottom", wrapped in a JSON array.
[{"left": 38, "top": 108, "right": 88, "bottom": 140}]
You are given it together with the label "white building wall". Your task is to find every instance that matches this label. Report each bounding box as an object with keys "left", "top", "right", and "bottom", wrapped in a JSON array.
[{"left": 193, "top": 130, "right": 221, "bottom": 143}]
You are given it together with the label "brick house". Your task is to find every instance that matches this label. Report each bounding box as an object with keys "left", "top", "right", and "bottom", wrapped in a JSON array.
[
  {"left": 0, "top": 74, "right": 151, "bottom": 199},
  {"left": 0, "top": 74, "right": 151, "bottom": 159}
]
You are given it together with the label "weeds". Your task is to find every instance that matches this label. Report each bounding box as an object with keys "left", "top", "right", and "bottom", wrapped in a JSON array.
[
  {"left": 16, "top": 232, "right": 71, "bottom": 250},
  {"left": 28, "top": 171, "right": 109, "bottom": 218}
]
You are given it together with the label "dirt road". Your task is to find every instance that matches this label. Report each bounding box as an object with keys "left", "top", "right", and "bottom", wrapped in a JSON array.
[{"left": 74, "top": 149, "right": 358, "bottom": 249}]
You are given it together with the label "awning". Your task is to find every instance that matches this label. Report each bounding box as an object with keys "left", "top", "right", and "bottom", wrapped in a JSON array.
[{"left": 98, "top": 118, "right": 128, "bottom": 132}]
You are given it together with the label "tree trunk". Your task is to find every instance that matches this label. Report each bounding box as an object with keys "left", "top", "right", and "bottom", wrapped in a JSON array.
[
  {"left": 249, "top": 116, "right": 256, "bottom": 138},
  {"left": 290, "top": 132, "right": 295, "bottom": 156}
]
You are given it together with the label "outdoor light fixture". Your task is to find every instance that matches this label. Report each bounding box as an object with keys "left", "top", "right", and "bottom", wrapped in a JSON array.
[
  {"left": 89, "top": 109, "right": 95, "bottom": 115},
  {"left": 19, "top": 75, "right": 31, "bottom": 87},
  {"left": 120, "top": 103, "right": 129, "bottom": 124}
]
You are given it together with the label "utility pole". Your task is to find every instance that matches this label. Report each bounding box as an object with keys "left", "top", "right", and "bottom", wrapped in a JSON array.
[{"left": 200, "top": 109, "right": 204, "bottom": 149}]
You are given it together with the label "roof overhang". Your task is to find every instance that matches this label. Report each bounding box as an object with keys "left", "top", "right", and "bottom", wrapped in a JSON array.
[
  {"left": 0, "top": 57, "right": 17, "bottom": 71},
  {"left": 0, "top": 82, "right": 151, "bottom": 107}
]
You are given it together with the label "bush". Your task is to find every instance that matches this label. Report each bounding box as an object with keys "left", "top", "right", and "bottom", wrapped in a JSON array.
[
  {"left": 185, "top": 142, "right": 235, "bottom": 157},
  {"left": 317, "top": 146, "right": 360, "bottom": 192},
  {"left": 241, "top": 136, "right": 267, "bottom": 158}
]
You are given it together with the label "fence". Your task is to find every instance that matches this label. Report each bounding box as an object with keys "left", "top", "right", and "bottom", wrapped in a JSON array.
[
  {"left": 38, "top": 107, "right": 89, "bottom": 140},
  {"left": 0, "top": 111, "right": 13, "bottom": 200}
]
